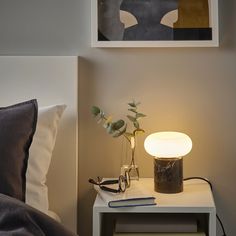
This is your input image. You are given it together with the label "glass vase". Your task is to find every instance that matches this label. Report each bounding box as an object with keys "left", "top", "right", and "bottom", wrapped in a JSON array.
[{"left": 121, "top": 136, "right": 139, "bottom": 180}]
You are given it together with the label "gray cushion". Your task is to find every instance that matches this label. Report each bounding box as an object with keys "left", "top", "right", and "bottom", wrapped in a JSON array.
[{"left": 0, "top": 100, "right": 38, "bottom": 201}]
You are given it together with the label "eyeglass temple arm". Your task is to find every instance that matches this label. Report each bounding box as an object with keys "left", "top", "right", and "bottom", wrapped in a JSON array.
[
  {"left": 100, "top": 185, "right": 120, "bottom": 193},
  {"left": 101, "top": 179, "right": 119, "bottom": 185},
  {"left": 88, "top": 178, "right": 119, "bottom": 185}
]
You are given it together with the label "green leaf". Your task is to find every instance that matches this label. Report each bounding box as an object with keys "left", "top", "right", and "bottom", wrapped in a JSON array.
[
  {"left": 127, "top": 115, "right": 136, "bottom": 122},
  {"left": 106, "top": 123, "right": 115, "bottom": 134},
  {"left": 113, "top": 120, "right": 125, "bottom": 130},
  {"left": 119, "top": 125, "right": 127, "bottom": 135},
  {"left": 136, "top": 113, "right": 146, "bottom": 118},
  {"left": 128, "top": 102, "right": 136, "bottom": 108},
  {"left": 91, "top": 106, "right": 100, "bottom": 116},
  {"left": 112, "top": 132, "right": 119, "bottom": 138},
  {"left": 133, "top": 121, "right": 140, "bottom": 129},
  {"left": 112, "top": 131, "right": 122, "bottom": 138},
  {"left": 128, "top": 108, "right": 137, "bottom": 113},
  {"left": 112, "top": 125, "right": 127, "bottom": 137}
]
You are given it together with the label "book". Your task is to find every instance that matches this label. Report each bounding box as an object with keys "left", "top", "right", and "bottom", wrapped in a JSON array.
[
  {"left": 113, "top": 233, "right": 205, "bottom": 236},
  {"left": 94, "top": 179, "right": 156, "bottom": 208},
  {"left": 115, "top": 213, "right": 198, "bottom": 233}
]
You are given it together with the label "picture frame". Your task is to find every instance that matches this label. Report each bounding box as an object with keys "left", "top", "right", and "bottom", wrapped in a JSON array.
[{"left": 91, "top": 0, "right": 219, "bottom": 48}]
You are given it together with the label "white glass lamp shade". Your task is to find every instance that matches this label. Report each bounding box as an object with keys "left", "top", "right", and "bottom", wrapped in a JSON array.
[{"left": 144, "top": 132, "right": 192, "bottom": 158}]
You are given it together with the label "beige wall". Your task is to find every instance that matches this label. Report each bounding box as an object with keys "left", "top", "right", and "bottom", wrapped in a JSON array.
[
  {"left": 78, "top": 1, "right": 236, "bottom": 236},
  {"left": 78, "top": 53, "right": 236, "bottom": 236}
]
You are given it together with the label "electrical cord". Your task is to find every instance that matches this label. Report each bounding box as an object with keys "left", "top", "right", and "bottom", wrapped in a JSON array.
[{"left": 184, "top": 177, "right": 227, "bottom": 236}]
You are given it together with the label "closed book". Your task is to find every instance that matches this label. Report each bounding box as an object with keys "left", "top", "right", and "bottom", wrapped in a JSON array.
[
  {"left": 113, "top": 233, "right": 205, "bottom": 236},
  {"left": 94, "top": 180, "right": 156, "bottom": 208},
  {"left": 115, "top": 214, "right": 198, "bottom": 233}
]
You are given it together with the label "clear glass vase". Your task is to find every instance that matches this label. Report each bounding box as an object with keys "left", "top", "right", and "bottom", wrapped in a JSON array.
[{"left": 121, "top": 136, "right": 139, "bottom": 180}]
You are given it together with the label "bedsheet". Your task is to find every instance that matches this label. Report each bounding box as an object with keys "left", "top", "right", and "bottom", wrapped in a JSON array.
[{"left": 0, "top": 194, "right": 77, "bottom": 236}]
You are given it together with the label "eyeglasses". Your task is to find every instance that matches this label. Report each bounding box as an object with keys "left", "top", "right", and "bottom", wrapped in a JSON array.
[{"left": 88, "top": 171, "right": 130, "bottom": 193}]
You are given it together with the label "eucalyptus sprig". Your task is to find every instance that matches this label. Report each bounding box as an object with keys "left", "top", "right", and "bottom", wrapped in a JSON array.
[{"left": 91, "top": 101, "right": 146, "bottom": 144}]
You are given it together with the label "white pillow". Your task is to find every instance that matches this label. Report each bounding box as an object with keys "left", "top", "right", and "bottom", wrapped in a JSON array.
[{"left": 26, "top": 104, "right": 66, "bottom": 216}]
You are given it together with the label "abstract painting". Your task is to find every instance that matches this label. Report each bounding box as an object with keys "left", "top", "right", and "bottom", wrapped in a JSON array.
[{"left": 91, "top": 0, "right": 219, "bottom": 47}]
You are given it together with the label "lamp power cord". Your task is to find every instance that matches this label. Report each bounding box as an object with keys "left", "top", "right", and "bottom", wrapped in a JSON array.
[{"left": 183, "top": 177, "right": 227, "bottom": 236}]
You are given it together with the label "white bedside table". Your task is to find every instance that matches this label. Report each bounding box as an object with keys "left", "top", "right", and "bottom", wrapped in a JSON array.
[{"left": 93, "top": 178, "right": 216, "bottom": 236}]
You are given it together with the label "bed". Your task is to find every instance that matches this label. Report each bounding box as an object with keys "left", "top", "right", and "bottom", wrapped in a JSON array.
[{"left": 0, "top": 57, "right": 78, "bottom": 234}]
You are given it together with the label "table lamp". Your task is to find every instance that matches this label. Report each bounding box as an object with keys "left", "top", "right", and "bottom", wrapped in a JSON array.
[{"left": 144, "top": 132, "right": 192, "bottom": 193}]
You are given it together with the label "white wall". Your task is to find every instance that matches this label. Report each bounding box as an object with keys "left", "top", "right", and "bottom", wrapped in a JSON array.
[
  {"left": 0, "top": 57, "right": 78, "bottom": 233},
  {"left": 0, "top": 0, "right": 81, "bottom": 55}
]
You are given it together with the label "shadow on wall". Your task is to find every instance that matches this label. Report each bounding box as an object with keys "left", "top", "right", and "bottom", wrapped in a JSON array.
[{"left": 78, "top": 57, "right": 97, "bottom": 236}]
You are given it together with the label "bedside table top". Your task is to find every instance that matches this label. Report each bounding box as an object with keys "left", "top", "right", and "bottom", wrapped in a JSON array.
[{"left": 93, "top": 178, "right": 216, "bottom": 213}]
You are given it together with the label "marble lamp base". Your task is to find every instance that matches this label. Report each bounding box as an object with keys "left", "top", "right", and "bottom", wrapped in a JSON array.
[{"left": 154, "top": 158, "right": 183, "bottom": 193}]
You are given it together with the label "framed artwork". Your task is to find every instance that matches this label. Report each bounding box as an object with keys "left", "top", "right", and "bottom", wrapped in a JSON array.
[{"left": 91, "top": 0, "right": 219, "bottom": 47}]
